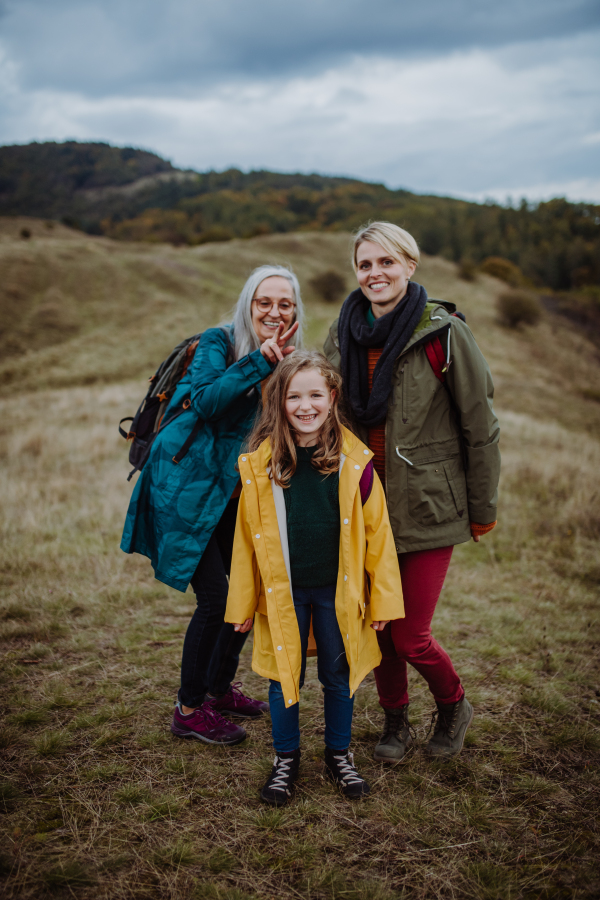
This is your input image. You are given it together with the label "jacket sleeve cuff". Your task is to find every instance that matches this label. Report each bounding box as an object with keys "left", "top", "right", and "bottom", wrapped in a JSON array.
[
  {"left": 470, "top": 520, "right": 497, "bottom": 537},
  {"left": 238, "top": 348, "right": 274, "bottom": 382},
  {"left": 224, "top": 607, "right": 256, "bottom": 625}
]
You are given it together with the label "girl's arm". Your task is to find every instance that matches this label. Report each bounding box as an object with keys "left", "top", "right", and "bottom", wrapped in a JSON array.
[
  {"left": 224, "top": 489, "right": 261, "bottom": 626},
  {"left": 363, "top": 471, "right": 405, "bottom": 622},
  {"left": 190, "top": 327, "right": 273, "bottom": 421}
]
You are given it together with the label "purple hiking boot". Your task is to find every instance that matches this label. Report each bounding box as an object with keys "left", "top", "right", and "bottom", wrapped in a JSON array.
[
  {"left": 170, "top": 701, "right": 246, "bottom": 745},
  {"left": 209, "top": 682, "right": 269, "bottom": 719}
]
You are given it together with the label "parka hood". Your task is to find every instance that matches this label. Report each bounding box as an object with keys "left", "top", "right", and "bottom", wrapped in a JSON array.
[{"left": 247, "top": 425, "right": 370, "bottom": 473}]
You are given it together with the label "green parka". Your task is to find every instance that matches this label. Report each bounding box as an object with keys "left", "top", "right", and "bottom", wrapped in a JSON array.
[{"left": 324, "top": 300, "right": 500, "bottom": 552}]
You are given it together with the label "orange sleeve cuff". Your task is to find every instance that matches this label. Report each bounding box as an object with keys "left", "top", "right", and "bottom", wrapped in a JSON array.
[{"left": 470, "top": 521, "right": 497, "bottom": 537}]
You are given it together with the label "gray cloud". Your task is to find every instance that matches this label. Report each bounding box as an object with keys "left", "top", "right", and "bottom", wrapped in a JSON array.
[
  {"left": 2, "top": 0, "right": 599, "bottom": 95},
  {"left": 0, "top": 1, "right": 598, "bottom": 201}
]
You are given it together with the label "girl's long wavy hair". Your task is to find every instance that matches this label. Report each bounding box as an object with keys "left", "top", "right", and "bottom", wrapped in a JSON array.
[{"left": 248, "top": 351, "right": 345, "bottom": 488}]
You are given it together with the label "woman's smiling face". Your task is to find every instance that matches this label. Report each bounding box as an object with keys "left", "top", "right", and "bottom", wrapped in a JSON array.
[
  {"left": 285, "top": 368, "right": 333, "bottom": 447},
  {"left": 355, "top": 241, "right": 417, "bottom": 317},
  {"left": 251, "top": 275, "right": 296, "bottom": 343}
]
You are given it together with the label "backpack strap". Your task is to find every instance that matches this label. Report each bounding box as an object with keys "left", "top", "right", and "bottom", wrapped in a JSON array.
[
  {"left": 359, "top": 460, "right": 374, "bottom": 505},
  {"left": 424, "top": 312, "right": 464, "bottom": 383},
  {"left": 425, "top": 336, "right": 447, "bottom": 384},
  {"left": 172, "top": 417, "right": 203, "bottom": 465},
  {"left": 119, "top": 417, "right": 134, "bottom": 440}
]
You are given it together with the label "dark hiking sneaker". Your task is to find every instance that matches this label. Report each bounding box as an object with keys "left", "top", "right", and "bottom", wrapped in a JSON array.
[
  {"left": 324, "top": 749, "right": 370, "bottom": 799},
  {"left": 260, "top": 749, "right": 301, "bottom": 806},
  {"left": 170, "top": 701, "right": 246, "bottom": 745},
  {"left": 209, "top": 682, "right": 269, "bottom": 719},
  {"left": 425, "top": 696, "right": 474, "bottom": 759},
  {"left": 373, "top": 704, "right": 413, "bottom": 764}
]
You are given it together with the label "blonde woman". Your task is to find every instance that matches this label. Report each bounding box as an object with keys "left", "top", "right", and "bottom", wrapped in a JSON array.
[{"left": 324, "top": 222, "right": 500, "bottom": 761}]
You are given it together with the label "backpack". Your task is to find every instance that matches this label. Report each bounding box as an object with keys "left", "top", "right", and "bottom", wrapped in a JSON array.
[{"left": 118, "top": 327, "right": 234, "bottom": 481}]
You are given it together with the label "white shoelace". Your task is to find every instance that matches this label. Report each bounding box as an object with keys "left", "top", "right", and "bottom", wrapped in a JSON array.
[
  {"left": 332, "top": 752, "right": 363, "bottom": 786},
  {"left": 270, "top": 755, "right": 294, "bottom": 793}
]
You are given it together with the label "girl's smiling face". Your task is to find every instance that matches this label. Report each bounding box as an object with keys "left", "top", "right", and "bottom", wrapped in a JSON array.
[
  {"left": 285, "top": 369, "right": 333, "bottom": 447},
  {"left": 355, "top": 240, "right": 417, "bottom": 317}
]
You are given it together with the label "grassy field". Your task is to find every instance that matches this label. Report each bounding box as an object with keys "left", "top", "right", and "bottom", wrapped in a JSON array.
[{"left": 0, "top": 223, "right": 599, "bottom": 899}]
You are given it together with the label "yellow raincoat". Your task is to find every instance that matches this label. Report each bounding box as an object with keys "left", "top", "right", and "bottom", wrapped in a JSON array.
[{"left": 225, "top": 426, "right": 404, "bottom": 708}]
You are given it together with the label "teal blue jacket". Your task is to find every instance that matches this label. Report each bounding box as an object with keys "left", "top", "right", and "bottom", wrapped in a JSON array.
[{"left": 120, "top": 327, "right": 273, "bottom": 592}]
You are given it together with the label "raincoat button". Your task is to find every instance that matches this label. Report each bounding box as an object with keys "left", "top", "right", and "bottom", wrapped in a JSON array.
[
  {"left": 363, "top": 449, "right": 369, "bottom": 455},
  {"left": 344, "top": 575, "right": 348, "bottom": 581},
  {"left": 346, "top": 634, "right": 349, "bottom": 639},
  {"left": 246, "top": 479, "right": 251, "bottom": 484},
  {"left": 344, "top": 518, "right": 349, "bottom": 524},
  {"left": 268, "top": 588, "right": 272, "bottom": 593},
  {"left": 242, "top": 456, "right": 247, "bottom": 461},
  {"left": 354, "top": 464, "right": 360, "bottom": 470},
  {"left": 255, "top": 534, "right": 260, "bottom": 539},
  {"left": 277, "top": 645, "right": 282, "bottom": 651},
  {"left": 288, "top": 699, "right": 293, "bottom": 705}
]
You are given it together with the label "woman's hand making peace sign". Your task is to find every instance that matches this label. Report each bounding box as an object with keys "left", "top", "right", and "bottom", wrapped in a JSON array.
[{"left": 259, "top": 321, "right": 299, "bottom": 363}]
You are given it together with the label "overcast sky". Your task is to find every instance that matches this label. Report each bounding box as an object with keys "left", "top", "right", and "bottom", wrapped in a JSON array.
[{"left": 1, "top": 0, "right": 599, "bottom": 202}]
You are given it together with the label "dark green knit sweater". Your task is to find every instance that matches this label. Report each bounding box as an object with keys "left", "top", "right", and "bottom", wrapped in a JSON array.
[{"left": 283, "top": 446, "right": 340, "bottom": 588}]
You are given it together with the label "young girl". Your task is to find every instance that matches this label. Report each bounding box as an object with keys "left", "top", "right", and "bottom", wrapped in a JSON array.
[{"left": 225, "top": 351, "right": 404, "bottom": 806}]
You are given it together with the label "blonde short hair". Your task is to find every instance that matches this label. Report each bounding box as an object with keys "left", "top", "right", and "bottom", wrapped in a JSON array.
[{"left": 353, "top": 221, "right": 420, "bottom": 272}]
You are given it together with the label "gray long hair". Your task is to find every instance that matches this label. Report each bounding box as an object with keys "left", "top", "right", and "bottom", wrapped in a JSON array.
[{"left": 231, "top": 265, "right": 304, "bottom": 360}]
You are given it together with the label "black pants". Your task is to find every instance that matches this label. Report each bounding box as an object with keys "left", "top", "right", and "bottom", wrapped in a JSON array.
[{"left": 177, "top": 498, "right": 249, "bottom": 708}]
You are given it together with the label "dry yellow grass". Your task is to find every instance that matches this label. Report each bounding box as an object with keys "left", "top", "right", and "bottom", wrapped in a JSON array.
[{"left": 0, "top": 223, "right": 599, "bottom": 899}]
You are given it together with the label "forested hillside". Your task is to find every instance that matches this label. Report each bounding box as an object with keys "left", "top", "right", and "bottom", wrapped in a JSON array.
[{"left": 1, "top": 141, "right": 599, "bottom": 292}]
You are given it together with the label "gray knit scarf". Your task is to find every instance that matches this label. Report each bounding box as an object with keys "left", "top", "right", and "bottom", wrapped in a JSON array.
[{"left": 338, "top": 283, "right": 428, "bottom": 428}]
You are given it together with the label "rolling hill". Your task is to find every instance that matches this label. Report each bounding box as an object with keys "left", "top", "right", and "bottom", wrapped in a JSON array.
[
  {"left": 1, "top": 141, "right": 599, "bottom": 293},
  {"left": 1, "top": 217, "right": 599, "bottom": 443}
]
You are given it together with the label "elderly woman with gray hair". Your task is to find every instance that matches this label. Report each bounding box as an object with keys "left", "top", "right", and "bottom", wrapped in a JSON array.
[{"left": 121, "top": 265, "right": 303, "bottom": 745}]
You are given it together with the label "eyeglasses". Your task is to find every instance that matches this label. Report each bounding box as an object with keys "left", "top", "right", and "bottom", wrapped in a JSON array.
[{"left": 253, "top": 298, "right": 296, "bottom": 314}]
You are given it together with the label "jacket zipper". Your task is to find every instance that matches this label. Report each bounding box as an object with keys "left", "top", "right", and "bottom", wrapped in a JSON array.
[{"left": 401, "top": 360, "right": 408, "bottom": 424}]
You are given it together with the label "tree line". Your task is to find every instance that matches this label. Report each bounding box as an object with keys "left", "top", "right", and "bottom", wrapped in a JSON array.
[{"left": 1, "top": 141, "right": 599, "bottom": 292}]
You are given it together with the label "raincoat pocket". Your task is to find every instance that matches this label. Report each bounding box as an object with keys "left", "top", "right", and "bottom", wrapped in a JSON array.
[
  {"left": 443, "top": 459, "right": 467, "bottom": 518},
  {"left": 406, "top": 454, "right": 464, "bottom": 527},
  {"left": 255, "top": 612, "right": 275, "bottom": 658}
]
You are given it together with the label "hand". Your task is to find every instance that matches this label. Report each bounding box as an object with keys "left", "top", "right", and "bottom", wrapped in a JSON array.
[
  {"left": 472, "top": 534, "right": 480, "bottom": 543},
  {"left": 260, "top": 321, "right": 299, "bottom": 363},
  {"left": 371, "top": 620, "right": 390, "bottom": 631},
  {"left": 233, "top": 618, "right": 253, "bottom": 633}
]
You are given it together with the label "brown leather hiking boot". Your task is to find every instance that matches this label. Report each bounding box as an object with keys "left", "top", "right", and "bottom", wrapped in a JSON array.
[
  {"left": 425, "top": 696, "right": 474, "bottom": 758},
  {"left": 373, "top": 705, "right": 413, "bottom": 763}
]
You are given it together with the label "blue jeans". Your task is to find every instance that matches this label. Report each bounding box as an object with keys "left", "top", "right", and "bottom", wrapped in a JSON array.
[{"left": 269, "top": 584, "right": 354, "bottom": 753}]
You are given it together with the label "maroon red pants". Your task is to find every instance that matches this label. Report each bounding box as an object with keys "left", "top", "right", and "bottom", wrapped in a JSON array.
[{"left": 374, "top": 546, "right": 464, "bottom": 708}]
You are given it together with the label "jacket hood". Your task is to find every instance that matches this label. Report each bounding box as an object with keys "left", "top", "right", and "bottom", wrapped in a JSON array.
[
  {"left": 401, "top": 300, "right": 458, "bottom": 355},
  {"left": 244, "top": 425, "right": 370, "bottom": 472}
]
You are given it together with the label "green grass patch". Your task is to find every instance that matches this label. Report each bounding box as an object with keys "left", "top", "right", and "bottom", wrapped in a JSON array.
[{"left": 33, "top": 729, "right": 71, "bottom": 756}]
